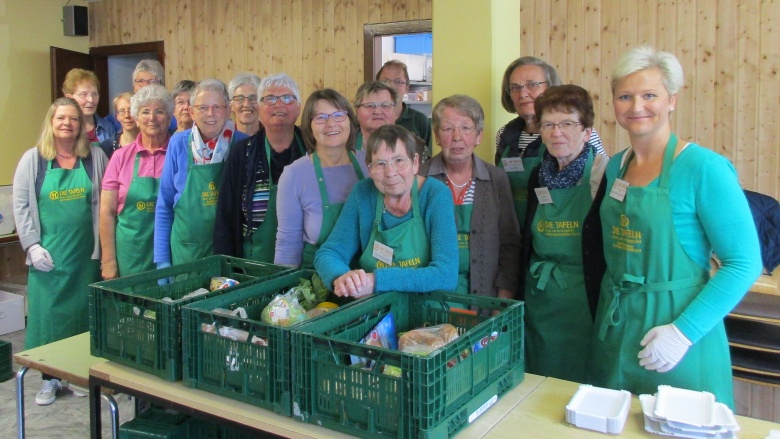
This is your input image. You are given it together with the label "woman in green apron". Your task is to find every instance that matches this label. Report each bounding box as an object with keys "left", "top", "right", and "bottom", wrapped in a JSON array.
[
  {"left": 62, "top": 68, "right": 116, "bottom": 146},
  {"left": 353, "top": 81, "right": 398, "bottom": 151},
  {"left": 275, "top": 89, "right": 368, "bottom": 268},
  {"left": 584, "top": 46, "right": 761, "bottom": 407},
  {"left": 495, "top": 57, "right": 605, "bottom": 225},
  {"left": 99, "top": 85, "right": 172, "bottom": 279},
  {"left": 419, "top": 95, "right": 520, "bottom": 300},
  {"left": 213, "top": 74, "right": 305, "bottom": 262},
  {"left": 154, "top": 79, "right": 248, "bottom": 271},
  {"left": 314, "top": 125, "right": 458, "bottom": 297},
  {"left": 13, "top": 98, "right": 107, "bottom": 405},
  {"left": 522, "top": 86, "right": 609, "bottom": 383}
]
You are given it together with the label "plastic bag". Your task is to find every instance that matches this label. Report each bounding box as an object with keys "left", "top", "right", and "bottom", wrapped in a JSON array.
[
  {"left": 351, "top": 312, "right": 397, "bottom": 369},
  {"left": 261, "top": 292, "right": 308, "bottom": 327}
]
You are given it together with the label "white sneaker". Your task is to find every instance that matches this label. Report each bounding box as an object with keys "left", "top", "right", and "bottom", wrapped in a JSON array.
[{"left": 35, "top": 379, "right": 62, "bottom": 406}]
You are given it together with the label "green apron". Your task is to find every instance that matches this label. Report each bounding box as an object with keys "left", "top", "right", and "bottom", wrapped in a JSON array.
[
  {"left": 26, "top": 159, "right": 99, "bottom": 349},
  {"left": 242, "top": 134, "right": 305, "bottom": 262},
  {"left": 116, "top": 152, "right": 160, "bottom": 276},
  {"left": 300, "top": 151, "right": 365, "bottom": 269},
  {"left": 525, "top": 149, "right": 594, "bottom": 382},
  {"left": 358, "top": 178, "right": 430, "bottom": 272},
  {"left": 355, "top": 133, "right": 363, "bottom": 151},
  {"left": 499, "top": 142, "right": 546, "bottom": 226},
  {"left": 590, "top": 134, "right": 732, "bottom": 406},
  {"left": 171, "top": 133, "right": 226, "bottom": 265},
  {"left": 451, "top": 183, "right": 473, "bottom": 294}
]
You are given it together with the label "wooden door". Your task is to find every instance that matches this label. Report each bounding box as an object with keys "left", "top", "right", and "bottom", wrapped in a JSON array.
[{"left": 50, "top": 46, "right": 93, "bottom": 102}]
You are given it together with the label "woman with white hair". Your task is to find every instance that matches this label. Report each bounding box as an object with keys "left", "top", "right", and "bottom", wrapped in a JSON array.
[
  {"left": 228, "top": 73, "right": 262, "bottom": 136},
  {"left": 215, "top": 73, "right": 305, "bottom": 262},
  {"left": 154, "top": 79, "right": 248, "bottom": 269},
  {"left": 583, "top": 46, "right": 762, "bottom": 407},
  {"left": 100, "top": 85, "right": 173, "bottom": 279},
  {"left": 132, "top": 59, "right": 165, "bottom": 92}
]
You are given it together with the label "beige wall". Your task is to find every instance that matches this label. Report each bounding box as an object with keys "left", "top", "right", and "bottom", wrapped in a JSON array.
[
  {"left": 519, "top": 0, "right": 779, "bottom": 198},
  {"left": 0, "top": 0, "right": 90, "bottom": 185}
]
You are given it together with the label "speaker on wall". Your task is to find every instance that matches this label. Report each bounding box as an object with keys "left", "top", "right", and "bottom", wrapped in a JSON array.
[{"left": 63, "top": 6, "right": 88, "bottom": 37}]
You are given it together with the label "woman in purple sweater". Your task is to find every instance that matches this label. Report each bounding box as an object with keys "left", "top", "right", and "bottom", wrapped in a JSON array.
[{"left": 274, "top": 89, "right": 368, "bottom": 268}]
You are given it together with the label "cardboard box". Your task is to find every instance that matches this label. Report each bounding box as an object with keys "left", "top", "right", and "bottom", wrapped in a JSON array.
[{"left": 0, "top": 291, "right": 25, "bottom": 335}]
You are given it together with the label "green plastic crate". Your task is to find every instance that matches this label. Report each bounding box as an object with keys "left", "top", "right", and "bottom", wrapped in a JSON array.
[
  {"left": 186, "top": 417, "right": 259, "bottom": 439},
  {"left": 291, "top": 291, "right": 524, "bottom": 439},
  {"left": 90, "top": 255, "right": 293, "bottom": 381},
  {"left": 118, "top": 407, "right": 190, "bottom": 439},
  {"left": 182, "top": 269, "right": 343, "bottom": 416},
  {"left": 0, "top": 339, "right": 11, "bottom": 382}
]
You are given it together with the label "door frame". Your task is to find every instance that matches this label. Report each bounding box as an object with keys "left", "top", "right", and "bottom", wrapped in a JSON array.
[{"left": 363, "top": 20, "right": 432, "bottom": 82}]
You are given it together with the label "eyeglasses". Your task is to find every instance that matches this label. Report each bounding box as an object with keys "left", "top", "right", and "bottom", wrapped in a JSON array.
[
  {"left": 312, "top": 111, "right": 349, "bottom": 124},
  {"left": 231, "top": 95, "right": 258, "bottom": 104},
  {"left": 358, "top": 101, "right": 395, "bottom": 110},
  {"left": 381, "top": 78, "right": 407, "bottom": 86},
  {"left": 368, "top": 156, "right": 412, "bottom": 174},
  {"left": 539, "top": 121, "right": 583, "bottom": 132},
  {"left": 174, "top": 99, "right": 190, "bottom": 107},
  {"left": 260, "top": 94, "right": 297, "bottom": 105},
  {"left": 74, "top": 92, "right": 99, "bottom": 100},
  {"left": 133, "top": 78, "right": 160, "bottom": 86},
  {"left": 138, "top": 109, "right": 168, "bottom": 119},
  {"left": 439, "top": 125, "right": 477, "bottom": 136},
  {"left": 116, "top": 109, "right": 131, "bottom": 116},
  {"left": 194, "top": 104, "right": 228, "bottom": 114},
  {"left": 507, "top": 81, "right": 547, "bottom": 95}
]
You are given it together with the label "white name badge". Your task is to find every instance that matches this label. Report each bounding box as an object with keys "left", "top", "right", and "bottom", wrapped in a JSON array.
[
  {"left": 534, "top": 187, "right": 553, "bottom": 205},
  {"left": 610, "top": 178, "right": 630, "bottom": 202},
  {"left": 372, "top": 241, "right": 394, "bottom": 266},
  {"left": 501, "top": 157, "right": 524, "bottom": 172}
]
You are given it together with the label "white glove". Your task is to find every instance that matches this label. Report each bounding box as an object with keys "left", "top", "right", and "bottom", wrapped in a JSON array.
[
  {"left": 28, "top": 244, "right": 55, "bottom": 272},
  {"left": 638, "top": 323, "right": 692, "bottom": 373}
]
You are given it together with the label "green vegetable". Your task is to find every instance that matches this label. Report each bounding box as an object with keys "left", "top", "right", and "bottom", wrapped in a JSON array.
[{"left": 289, "top": 273, "right": 330, "bottom": 311}]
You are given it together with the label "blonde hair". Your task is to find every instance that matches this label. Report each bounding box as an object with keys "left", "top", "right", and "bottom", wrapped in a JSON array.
[
  {"left": 611, "top": 45, "right": 684, "bottom": 95},
  {"left": 62, "top": 68, "right": 99, "bottom": 95},
  {"left": 38, "top": 97, "right": 90, "bottom": 160},
  {"left": 113, "top": 92, "right": 133, "bottom": 112}
]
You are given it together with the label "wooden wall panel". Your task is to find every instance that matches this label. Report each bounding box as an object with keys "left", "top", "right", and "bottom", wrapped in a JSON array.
[
  {"left": 520, "top": 0, "right": 780, "bottom": 198},
  {"left": 88, "top": 0, "right": 431, "bottom": 113}
]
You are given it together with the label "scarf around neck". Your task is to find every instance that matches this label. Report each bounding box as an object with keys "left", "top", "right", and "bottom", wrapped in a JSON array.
[
  {"left": 190, "top": 119, "right": 236, "bottom": 165},
  {"left": 538, "top": 144, "right": 592, "bottom": 190}
]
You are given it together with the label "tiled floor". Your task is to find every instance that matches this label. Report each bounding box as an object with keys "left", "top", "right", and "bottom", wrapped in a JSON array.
[{"left": 0, "top": 302, "right": 135, "bottom": 438}]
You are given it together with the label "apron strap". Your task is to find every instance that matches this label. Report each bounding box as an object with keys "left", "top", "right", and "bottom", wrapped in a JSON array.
[
  {"left": 529, "top": 260, "right": 568, "bottom": 292},
  {"left": 597, "top": 271, "right": 709, "bottom": 340}
]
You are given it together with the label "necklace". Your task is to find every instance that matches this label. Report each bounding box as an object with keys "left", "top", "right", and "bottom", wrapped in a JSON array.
[
  {"left": 383, "top": 196, "right": 412, "bottom": 216},
  {"left": 445, "top": 173, "right": 471, "bottom": 188},
  {"left": 56, "top": 152, "right": 74, "bottom": 159}
]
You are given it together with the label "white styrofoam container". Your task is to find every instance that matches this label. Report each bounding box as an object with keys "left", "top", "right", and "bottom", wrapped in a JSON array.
[
  {"left": 566, "top": 384, "right": 631, "bottom": 434},
  {"left": 0, "top": 290, "right": 24, "bottom": 335}
]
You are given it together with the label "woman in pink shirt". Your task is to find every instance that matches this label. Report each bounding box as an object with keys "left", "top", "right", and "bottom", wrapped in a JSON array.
[{"left": 99, "top": 85, "right": 172, "bottom": 279}]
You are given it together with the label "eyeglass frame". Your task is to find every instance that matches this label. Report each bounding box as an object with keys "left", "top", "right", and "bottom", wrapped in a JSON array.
[
  {"left": 259, "top": 94, "right": 297, "bottom": 106},
  {"left": 506, "top": 81, "right": 547, "bottom": 95},
  {"left": 357, "top": 101, "right": 396, "bottom": 110},
  {"left": 137, "top": 109, "right": 169, "bottom": 120},
  {"left": 367, "top": 156, "right": 413, "bottom": 174},
  {"left": 230, "top": 95, "right": 259, "bottom": 104},
  {"left": 539, "top": 121, "right": 584, "bottom": 132},
  {"left": 133, "top": 78, "right": 160, "bottom": 86},
  {"left": 193, "top": 104, "right": 228, "bottom": 115},
  {"left": 312, "top": 111, "right": 349, "bottom": 124},
  {"left": 381, "top": 78, "right": 408, "bottom": 86}
]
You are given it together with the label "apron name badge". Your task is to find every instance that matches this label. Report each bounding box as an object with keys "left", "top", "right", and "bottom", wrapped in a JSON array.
[
  {"left": 502, "top": 157, "right": 524, "bottom": 172},
  {"left": 609, "top": 179, "right": 629, "bottom": 202},
  {"left": 534, "top": 187, "right": 554, "bottom": 205},
  {"left": 372, "top": 241, "right": 394, "bottom": 266}
]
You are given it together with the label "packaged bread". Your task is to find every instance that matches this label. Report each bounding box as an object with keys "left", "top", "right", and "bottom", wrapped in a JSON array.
[{"left": 398, "top": 323, "right": 459, "bottom": 356}]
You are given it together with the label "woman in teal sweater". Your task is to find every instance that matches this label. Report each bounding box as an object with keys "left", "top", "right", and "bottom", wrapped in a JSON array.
[
  {"left": 315, "top": 125, "right": 458, "bottom": 297},
  {"left": 583, "top": 46, "right": 762, "bottom": 407}
]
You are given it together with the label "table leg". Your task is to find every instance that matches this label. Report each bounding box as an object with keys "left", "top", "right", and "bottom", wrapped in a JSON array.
[
  {"left": 16, "top": 366, "right": 29, "bottom": 439},
  {"left": 101, "top": 393, "right": 119, "bottom": 439},
  {"left": 90, "top": 376, "right": 102, "bottom": 439}
]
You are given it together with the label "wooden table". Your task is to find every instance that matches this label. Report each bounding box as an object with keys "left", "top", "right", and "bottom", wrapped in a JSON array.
[
  {"left": 14, "top": 332, "right": 119, "bottom": 439},
  {"left": 88, "top": 362, "right": 780, "bottom": 438}
]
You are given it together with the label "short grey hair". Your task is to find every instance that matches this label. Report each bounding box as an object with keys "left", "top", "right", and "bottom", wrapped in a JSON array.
[
  {"left": 133, "top": 59, "right": 165, "bottom": 86},
  {"left": 171, "top": 80, "right": 196, "bottom": 101},
  {"left": 258, "top": 73, "right": 301, "bottom": 103},
  {"left": 500, "top": 56, "right": 562, "bottom": 113},
  {"left": 365, "top": 125, "right": 418, "bottom": 164},
  {"left": 190, "top": 79, "right": 230, "bottom": 107},
  {"left": 611, "top": 45, "right": 684, "bottom": 95},
  {"left": 130, "top": 84, "right": 174, "bottom": 118},
  {"left": 354, "top": 81, "right": 398, "bottom": 108},
  {"left": 432, "top": 94, "right": 485, "bottom": 133},
  {"left": 228, "top": 73, "right": 261, "bottom": 99}
]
